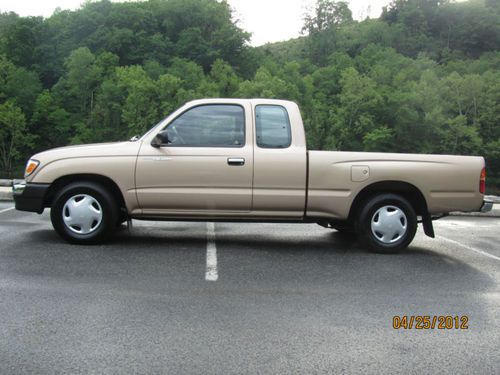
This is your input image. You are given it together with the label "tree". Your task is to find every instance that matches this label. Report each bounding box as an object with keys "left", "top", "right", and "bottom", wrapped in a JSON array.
[
  {"left": 176, "top": 27, "right": 214, "bottom": 70},
  {"left": 438, "top": 115, "right": 482, "bottom": 154},
  {"left": 363, "top": 127, "right": 395, "bottom": 151},
  {"left": 62, "top": 47, "right": 102, "bottom": 115},
  {"left": 0, "top": 0, "right": 498, "bottom": 190},
  {"left": 209, "top": 59, "right": 239, "bottom": 97},
  {"left": 333, "top": 67, "right": 383, "bottom": 150},
  {"left": 303, "top": 0, "right": 353, "bottom": 34},
  {"left": 157, "top": 74, "right": 183, "bottom": 116},
  {"left": 167, "top": 58, "right": 205, "bottom": 91},
  {"left": 31, "top": 90, "right": 71, "bottom": 151},
  {"left": 0, "top": 14, "right": 43, "bottom": 68},
  {"left": 238, "top": 67, "right": 300, "bottom": 101},
  {"left": 302, "top": 1, "right": 353, "bottom": 65},
  {"left": 0, "top": 100, "right": 31, "bottom": 174},
  {"left": 116, "top": 65, "right": 158, "bottom": 136},
  {"left": 0, "top": 55, "right": 42, "bottom": 116}
]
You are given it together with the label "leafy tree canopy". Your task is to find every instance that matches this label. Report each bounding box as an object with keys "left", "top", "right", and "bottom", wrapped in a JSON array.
[{"left": 0, "top": 0, "right": 498, "bottom": 191}]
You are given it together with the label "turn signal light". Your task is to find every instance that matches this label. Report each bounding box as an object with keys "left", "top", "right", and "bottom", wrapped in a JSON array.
[
  {"left": 479, "top": 167, "right": 486, "bottom": 194},
  {"left": 25, "top": 159, "right": 40, "bottom": 177}
]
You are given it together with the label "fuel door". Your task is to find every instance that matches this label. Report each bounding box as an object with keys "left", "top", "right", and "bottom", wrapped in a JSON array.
[{"left": 351, "top": 165, "right": 370, "bottom": 182}]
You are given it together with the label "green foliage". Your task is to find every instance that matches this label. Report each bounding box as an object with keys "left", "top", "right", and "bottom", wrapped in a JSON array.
[
  {"left": 0, "top": 55, "right": 42, "bottom": 115},
  {"left": 303, "top": 1, "right": 353, "bottom": 34},
  {"left": 62, "top": 47, "right": 103, "bottom": 114},
  {"left": 116, "top": 65, "right": 159, "bottom": 136},
  {"left": 332, "top": 67, "right": 383, "bottom": 150},
  {"left": 209, "top": 59, "right": 240, "bottom": 97},
  {"left": 0, "top": 100, "right": 31, "bottom": 172},
  {"left": 157, "top": 74, "right": 183, "bottom": 115},
  {"left": 31, "top": 90, "right": 71, "bottom": 151},
  {"left": 363, "top": 127, "right": 395, "bottom": 152},
  {"left": 238, "top": 67, "right": 300, "bottom": 100},
  {"left": 302, "top": 1, "right": 353, "bottom": 65},
  {"left": 0, "top": 0, "right": 498, "bottom": 190}
]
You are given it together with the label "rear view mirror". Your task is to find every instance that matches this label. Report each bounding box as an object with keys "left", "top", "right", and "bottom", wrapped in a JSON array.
[{"left": 151, "top": 130, "right": 169, "bottom": 148}]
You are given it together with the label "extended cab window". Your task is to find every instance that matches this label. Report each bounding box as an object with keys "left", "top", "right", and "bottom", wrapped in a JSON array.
[
  {"left": 255, "top": 105, "right": 291, "bottom": 148},
  {"left": 164, "top": 104, "right": 245, "bottom": 147}
]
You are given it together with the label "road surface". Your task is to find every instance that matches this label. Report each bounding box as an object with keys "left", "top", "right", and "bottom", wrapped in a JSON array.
[{"left": 0, "top": 202, "right": 499, "bottom": 374}]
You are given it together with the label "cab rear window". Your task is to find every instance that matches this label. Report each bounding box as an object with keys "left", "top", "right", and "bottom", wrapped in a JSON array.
[{"left": 255, "top": 105, "right": 291, "bottom": 148}]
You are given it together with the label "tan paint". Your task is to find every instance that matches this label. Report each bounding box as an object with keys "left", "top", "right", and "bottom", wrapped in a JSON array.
[
  {"left": 249, "top": 100, "right": 307, "bottom": 217},
  {"left": 307, "top": 151, "right": 484, "bottom": 218},
  {"left": 136, "top": 100, "right": 254, "bottom": 213},
  {"left": 351, "top": 165, "right": 370, "bottom": 182},
  {"left": 28, "top": 141, "right": 141, "bottom": 212},
  {"left": 27, "top": 99, "right": 486, "bottom": 220}
]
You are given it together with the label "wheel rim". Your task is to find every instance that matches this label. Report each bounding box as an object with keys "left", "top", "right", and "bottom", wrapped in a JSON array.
[
  {"left": 62, "top": 194, "right": 103, "bottom": 235},
  {"left": 370, "top": 205, "right": 407, "bottom": 244}
]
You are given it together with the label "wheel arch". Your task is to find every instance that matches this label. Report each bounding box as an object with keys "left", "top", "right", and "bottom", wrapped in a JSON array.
[
  {"left": 348, "top": 180, "right": 429, "bottom": 222},
  {"left": 44, "top": 174, "right": 127, "bottom": 212}
]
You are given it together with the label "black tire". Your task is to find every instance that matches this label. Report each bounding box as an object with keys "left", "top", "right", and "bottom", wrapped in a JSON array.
[
  {"left": 356, "top": 193, "right": 417, "bottom": 254},
  {"left": 50, "top": 181, "right": 118, "bottom": 244}
]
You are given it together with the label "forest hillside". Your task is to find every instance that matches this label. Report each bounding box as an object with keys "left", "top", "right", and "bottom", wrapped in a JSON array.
[{"left": 0, "top": 0, "right": 499, "bottom": 190}]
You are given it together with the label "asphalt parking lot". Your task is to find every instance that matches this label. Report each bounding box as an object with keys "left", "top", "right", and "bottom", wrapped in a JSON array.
[{"left": 0, "top": 201, "right": 499, "bottom": 374}]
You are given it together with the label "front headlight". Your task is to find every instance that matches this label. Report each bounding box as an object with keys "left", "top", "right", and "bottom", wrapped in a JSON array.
[{"left": 25, "top": 159, "right": 40, "bottom": 177}]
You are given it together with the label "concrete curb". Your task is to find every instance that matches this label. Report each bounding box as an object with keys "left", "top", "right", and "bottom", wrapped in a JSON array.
[
  {"left": 0, "top": 186, "right": 12, "bottom": 201},
  {"left": 450, "top": 205, "right": 500, "bottom": 218},
  {"left": 485, "top": 195, "right": 500, "bottom": 204}
]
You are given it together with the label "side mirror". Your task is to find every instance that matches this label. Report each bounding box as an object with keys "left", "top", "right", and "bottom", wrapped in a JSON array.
[{"left": 151, "top": 130, "right": 169, "bottom": 148}]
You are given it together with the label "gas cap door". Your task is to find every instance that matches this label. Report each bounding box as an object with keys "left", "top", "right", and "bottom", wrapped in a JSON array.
[{"left": 351, "top": 165, "right": 370, "bottom": 182}]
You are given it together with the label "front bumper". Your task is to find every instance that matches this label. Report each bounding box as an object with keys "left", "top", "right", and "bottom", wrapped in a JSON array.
[
  {"left": 480, "top": 199, "right": 494, "bottom": 213},
  {"left": 12, "top": 180, "right": 50, "bottom": 214}
]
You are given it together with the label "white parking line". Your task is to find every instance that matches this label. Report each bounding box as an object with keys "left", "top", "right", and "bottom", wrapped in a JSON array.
[
  {"left": 0, "top": 207, "right": 14, "bottom": 214},
  {"left": 205, "top": 222, "right": 218, "bottom": 281},
  {"left": 438, "top": 235, "right": 500, "bottom": 261}
]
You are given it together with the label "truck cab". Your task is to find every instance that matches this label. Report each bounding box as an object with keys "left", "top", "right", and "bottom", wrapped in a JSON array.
[{"left": 135, "top": 99, "right": 307, "bottom": 219}]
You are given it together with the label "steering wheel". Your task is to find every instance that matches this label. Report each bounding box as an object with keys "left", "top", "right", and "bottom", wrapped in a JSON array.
[{"left": 167, "top": 125, "right": 186, "bottom": 145}]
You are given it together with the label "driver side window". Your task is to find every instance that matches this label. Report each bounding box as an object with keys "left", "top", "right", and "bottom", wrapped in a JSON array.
[{"left": 163, "top": 104, "right": 245, "bottom": 147}]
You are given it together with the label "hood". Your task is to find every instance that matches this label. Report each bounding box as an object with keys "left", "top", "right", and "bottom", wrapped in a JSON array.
[
  {"left": 26, "top": 140, "right": 142, "bottom": 182},
  {"left": 31, "top": 141, "right": 141, "bottom": 162}
]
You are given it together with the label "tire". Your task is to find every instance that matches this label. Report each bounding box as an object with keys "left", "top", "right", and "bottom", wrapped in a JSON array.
[
  {"left": 50, "top": 181, "right": 118, "bottom": 244},
  {"left": 356, "top": 193, "right": 417, "bottom": 254}
]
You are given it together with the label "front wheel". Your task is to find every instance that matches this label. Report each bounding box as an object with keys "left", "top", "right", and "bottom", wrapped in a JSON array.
[
  {"left": 50, "top": 182, "right": 118, "bottom": 244},
  {"left": 356, "top": 194, "right": 417, "bottom": 254}
]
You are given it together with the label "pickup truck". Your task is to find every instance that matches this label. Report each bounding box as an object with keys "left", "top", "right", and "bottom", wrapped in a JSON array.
[{"left": 13, "top": 99, "right": 492, "bottom": 253}]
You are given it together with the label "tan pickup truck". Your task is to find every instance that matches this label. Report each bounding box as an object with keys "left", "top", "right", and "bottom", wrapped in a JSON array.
[{"left": 13, "top": 99, "right": 492, "bottom": 252}]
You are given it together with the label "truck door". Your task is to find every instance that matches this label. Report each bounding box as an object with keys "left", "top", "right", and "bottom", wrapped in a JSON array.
[
  {"left": 251, "top": 102, "right": 307, "bottom": 217},
  {"left": 135, "top": 103, "right": 253, "bottom": 214}
]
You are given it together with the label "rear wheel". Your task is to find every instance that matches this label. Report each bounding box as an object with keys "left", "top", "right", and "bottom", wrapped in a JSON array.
[
  {"left": 50, "top": 182, "right": 118, "bottom": 244},
  {"left": 356, "top": 193, "right": 417, "bottom": 253}
]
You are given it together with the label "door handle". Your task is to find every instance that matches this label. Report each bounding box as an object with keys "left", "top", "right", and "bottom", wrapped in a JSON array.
[{"left": 227, "top": 157, "right": 245, "bottom": 166}]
